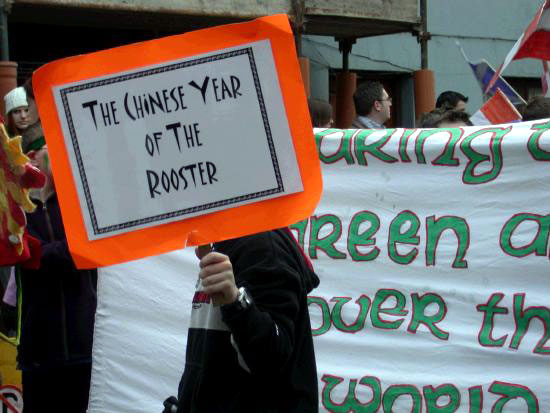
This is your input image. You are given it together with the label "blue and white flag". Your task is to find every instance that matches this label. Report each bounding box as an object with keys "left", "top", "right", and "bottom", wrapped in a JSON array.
[{"left": 457, "top": 42, "right": 526, "bottom": 105}]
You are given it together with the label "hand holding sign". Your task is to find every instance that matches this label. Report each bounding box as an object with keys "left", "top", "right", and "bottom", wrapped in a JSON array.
[
  {"left": 198, "top": 248, "right": 238, "bottom": 306},
  {"left": 33, "top": 15, "right": 322, "bottom": 268}
]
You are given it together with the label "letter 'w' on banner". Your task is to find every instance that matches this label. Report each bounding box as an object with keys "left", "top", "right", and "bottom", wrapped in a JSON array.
[{"left": 32, "top": 15, "right": 322, "bottom": 269}]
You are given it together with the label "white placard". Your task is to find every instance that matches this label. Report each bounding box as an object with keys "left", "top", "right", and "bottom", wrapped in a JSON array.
[{"left": 53, "top": 40, "right": 302, "bottom": 240}]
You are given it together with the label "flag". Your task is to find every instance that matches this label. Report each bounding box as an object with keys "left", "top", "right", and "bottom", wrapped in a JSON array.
[
  {"left": 457, "top": 42, "right": 526, "bottom": 105},
  {"left": 470, "top": 89, "right": 523, "bottom": 125},
  {"left": 488, "top": 0, "right": 550, "bottom": 91}
]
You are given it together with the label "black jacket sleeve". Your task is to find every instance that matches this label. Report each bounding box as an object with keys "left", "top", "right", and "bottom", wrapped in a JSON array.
[
  {"left": 25, "top": 197, "right": 77, "bottom": 270},
  {"left": 39, "top": 239, "right": 74, "bottom": 268},
  {"left": 219, "top": 231, "right": 305, "bottom": 375}
]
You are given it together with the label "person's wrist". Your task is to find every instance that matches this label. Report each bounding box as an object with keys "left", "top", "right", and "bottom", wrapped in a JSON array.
[{"left": 222, "top": 287, "right": 253, "bottom": 315}]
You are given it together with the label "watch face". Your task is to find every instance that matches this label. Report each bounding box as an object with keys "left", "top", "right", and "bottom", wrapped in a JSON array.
[{"left": 240, "top": 288, "right": 252, "bottom": 308}]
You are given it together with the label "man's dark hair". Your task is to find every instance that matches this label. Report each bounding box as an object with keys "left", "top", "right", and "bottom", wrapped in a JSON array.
[
  {"left": 353, "top": 81, "right": 384, "bottom": 116},
  {"left": 417, "top": 108, "right": 446, "bottom": 128},
  {"left": 417, "top": 108, "right": 472, "bottom": 128},
  {"left": 522, "top": 96, "right": 550, "bottom": 121},
  {"left": 308, "top": 98, "right": 333, "bottom": 127},
  {"left": 435, "top": 109, "right": 473, "bottom": 127},
  {"left": 436, "top": 91, "right": 468, "bottom": 110}
]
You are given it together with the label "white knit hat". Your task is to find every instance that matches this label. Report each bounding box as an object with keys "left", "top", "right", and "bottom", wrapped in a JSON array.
[{"left": 4, "top": 87, "right": 28, "bottom": 115}]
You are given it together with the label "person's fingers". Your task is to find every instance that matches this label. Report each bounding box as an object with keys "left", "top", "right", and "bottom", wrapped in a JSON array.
[
  {"left": 196, "top": 251, "right": 236, "bottom": 305},
  {"left": 199, "top": 251, "right": 230, "bottom": 267},
  {"left": 202, "top": 277, "right": 234, "bottom": 295},
  {"left": 201, "top": 271, "right": 233, "bottom": 288},
  {"left": 199, "top": 260, "right": 233, "bottom": 278},
  {"left": 203, "top": 280, "right": 239, "bottom": 305}
]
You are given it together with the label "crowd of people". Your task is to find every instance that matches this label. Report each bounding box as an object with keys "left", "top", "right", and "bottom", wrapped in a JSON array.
[
  {"left": 308, "top": 81, "right": 550, "bottom": 129},
  {"left": 1, "top": 72, "right": 549, "bottom": 413}
]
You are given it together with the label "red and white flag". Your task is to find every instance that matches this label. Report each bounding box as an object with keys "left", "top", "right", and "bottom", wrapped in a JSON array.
[
  {"left": 488, "top": 0, "right": 550, "bottom": 92},
  {"left": 470, "top": 89, "right": 522, "bottom": 125}
]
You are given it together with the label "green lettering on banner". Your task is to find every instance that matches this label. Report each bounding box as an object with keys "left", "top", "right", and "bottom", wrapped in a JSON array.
[
  {"left": 415, "top": 128, "right": 462, "bottom": 166},
  {"left": 510, "top": 294, "right": 550, "bottom": 354},
  {"left": 476, "top": 294, "right": 508, "bottom": 347},
  {"left": 309, "top": 215, "right": 347, "bottom": 259},
  {"left": 468, "top": 386, "right": 483, "bottom": 413},
  {"left": 409, "top": 293, "right": 449, "bottom": 340},
  {"left": 489, "top": 381, "right": 538, "bottom": 413},
  {"left": 426, "top": 216, "right": 469, "bottom": 268},
  {"left": 415, "top": 129, "right": 442, "bottom": 164},
  {"left": 321, "top": 375, "right": 351, "bottom": 413},
  {"left": 398, "top": 129, "right": 414, "bottom": 162},
  {"left": 527, "top": 120, "right": 550, "bottom": 161},
  {"left": 320, "top": 375, "right": 540, "bottom": 413},
  {"left": 307, "top": 296, "right": 331, "bottom": 336},
  {"left": 383, "top": 385, "right": 422, "bottom": 413},
  {"left": 460, "top": 126, "right": 510, "bottom": 184},
  {"left": 423, "top": 384, "right": 460, "bottom": 413},
  {"left": 388, "top": 211, "right": 420, "bottom": 265},
  {"left": 432, "top": 129, "right": 462, "bottom": 166},
  {"left": 330, "top": 295, "right": 371, "bottom": 333},
  {"left": 371, "top": 289, "right": 408, "bottom": 330},
  {"left": 500, "top": 213, "right": 550, "bottom": 258},
  {"left": 354, "top": 129, "right": 398, "bottom": 165},
  {"left": 315, "top": 129, "right": 355, "bottom": 164},
  {"left": 348, "top": 211, "right": 380, "bottom": 261},
  {"left": 289, "top": 219, "right": 308, "bottom": 249},
  {"left": 321, "top": 375, "right": 381, "bottom": 413}
]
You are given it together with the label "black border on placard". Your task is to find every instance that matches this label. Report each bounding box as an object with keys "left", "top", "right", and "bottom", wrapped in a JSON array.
[{"left": 59, "top": 46, "right": 284, "bottom": 236}]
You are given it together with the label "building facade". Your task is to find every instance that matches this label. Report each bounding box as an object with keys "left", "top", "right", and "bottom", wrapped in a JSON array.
[
  {"left": 4, "top": 0, "right": 545, "bottom": 127},
  {"left": 303, "top": 0, "right": 543, "bottom": 126}
]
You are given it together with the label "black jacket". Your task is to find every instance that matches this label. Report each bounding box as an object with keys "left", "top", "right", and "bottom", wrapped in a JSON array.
[
  {"left": 17, "top": 194, "right": 97, "bottom": 369},
  {"left": 177, "top": 228, "right": 320, "bottom": 412}
]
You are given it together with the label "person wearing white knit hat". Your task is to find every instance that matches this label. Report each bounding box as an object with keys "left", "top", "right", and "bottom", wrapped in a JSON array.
[{"left": 4, "top": 86, "right": 31, "bottom": 137}]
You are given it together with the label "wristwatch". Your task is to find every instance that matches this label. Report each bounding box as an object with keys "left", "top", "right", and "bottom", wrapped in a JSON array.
[{"left": 222, "top": 287, "right": 253, "bottom": 314}]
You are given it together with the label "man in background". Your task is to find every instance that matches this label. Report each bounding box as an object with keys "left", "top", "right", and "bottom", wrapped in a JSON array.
[
  {"left": 417, "top": 108, "right": 473, "bottom": 128},
  {"left": 522, "top": 96, "right": 550, "bottom": 121},
  {"left": 436, "top": 90, "right": 469, "bottom": 111},
  {"left": 351, "top": 81, "right": 392, "bottom": 129},
  {"left": 308, "top": 98, "right": 333, "bottom": 128}
]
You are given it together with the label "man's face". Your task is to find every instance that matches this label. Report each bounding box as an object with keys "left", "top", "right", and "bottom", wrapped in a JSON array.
[
  {"left": 378, "top": 89, "right": 392, "bottom": 122},
  {"left": 454, "top": 100, "right": 467, "bottom": 111}
]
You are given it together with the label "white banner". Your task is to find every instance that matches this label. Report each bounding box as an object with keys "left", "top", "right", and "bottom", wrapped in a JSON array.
[{"left": 89, "top": 120, "right": 550, "bottom": 412}]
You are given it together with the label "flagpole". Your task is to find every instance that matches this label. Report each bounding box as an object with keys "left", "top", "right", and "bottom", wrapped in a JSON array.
[{"left": 455, "top": 40, "right": 470, "bottom": 64}]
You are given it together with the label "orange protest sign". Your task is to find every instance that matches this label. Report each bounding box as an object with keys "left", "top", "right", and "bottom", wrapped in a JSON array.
[{"left": 33, "top": 14, "right": 322, "bottom": 269}]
